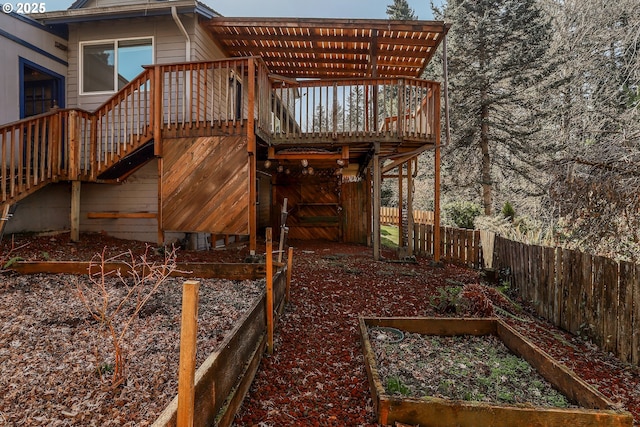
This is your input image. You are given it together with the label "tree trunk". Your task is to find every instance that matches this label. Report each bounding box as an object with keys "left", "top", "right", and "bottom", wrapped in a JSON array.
[{"left": 480, "top": 103, "right": 492, "bottom": 215}]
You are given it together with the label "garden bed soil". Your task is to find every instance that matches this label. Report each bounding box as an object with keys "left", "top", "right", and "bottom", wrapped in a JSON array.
[
  {"left": 2, "top": 233, "right": 640, "bottom": 426},
  {"left": 0, "top": 267, "right": 264, "bottom": 426},
  {"left": 360, "top": 317, "right": 633, "bottom": 427}
]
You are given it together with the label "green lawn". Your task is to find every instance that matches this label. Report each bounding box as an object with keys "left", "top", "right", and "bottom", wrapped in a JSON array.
[{"left": 381, "top": 225, "right": 399, "bottom": 248}]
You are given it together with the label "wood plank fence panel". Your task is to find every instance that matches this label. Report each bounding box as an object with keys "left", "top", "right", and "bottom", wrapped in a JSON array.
[
  {"left": 591, "top": 256, "right": 606, "bottom": 347},
  {"left": 602, "top": 258, "right": 619, "bottom": 355},
  {"left": 567, "top": 250, "right": 583, "bottom": 335},
  {"left": 581, "top": 252, "right": 594, "bottom": 344},
  {"left": 618, "top": 261, "right": 634, "bottom": 363}
]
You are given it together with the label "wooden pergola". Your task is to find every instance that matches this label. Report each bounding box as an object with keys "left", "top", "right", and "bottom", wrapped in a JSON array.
[
  {"left": 205, "top": 18, "right": 447, "bottom": 79},
  {"left": 205, "top": 18, "right": 450, "bottom": 260}
]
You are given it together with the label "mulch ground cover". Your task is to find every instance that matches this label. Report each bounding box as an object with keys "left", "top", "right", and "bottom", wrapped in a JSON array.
[{"left": 2, "top": 232, "right": 639, "bottom": 426}]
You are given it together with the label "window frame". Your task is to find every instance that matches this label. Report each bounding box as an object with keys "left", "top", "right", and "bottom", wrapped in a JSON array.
[{"left": 79, "top": 36, "right": 154, "bottom": 96}]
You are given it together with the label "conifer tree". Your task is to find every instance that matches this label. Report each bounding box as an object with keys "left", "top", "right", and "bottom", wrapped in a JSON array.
[
  {"left": 386, "top": 0, "right": 417, "bottom": 20},
  {"left": 435, "top": 0, "right": 552, "bottom": 215}
]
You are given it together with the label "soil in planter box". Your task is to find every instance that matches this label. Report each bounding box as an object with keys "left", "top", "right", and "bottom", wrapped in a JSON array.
[{"left": 370, "top": 328, "right": 574, "bottom": 408}]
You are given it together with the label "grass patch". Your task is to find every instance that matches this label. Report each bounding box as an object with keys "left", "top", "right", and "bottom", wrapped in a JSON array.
[{"left": 381, "top": 225, "right": 399, "bottom": 248}]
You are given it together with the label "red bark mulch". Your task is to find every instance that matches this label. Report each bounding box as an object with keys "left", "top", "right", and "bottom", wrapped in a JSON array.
[{"left": 3, "top": 233, "right": 639, "bottom": 426}]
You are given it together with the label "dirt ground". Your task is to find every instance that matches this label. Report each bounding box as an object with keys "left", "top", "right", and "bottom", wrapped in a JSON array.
[{"left": 1, "top": 232, "right": 639, "bottom": 426}]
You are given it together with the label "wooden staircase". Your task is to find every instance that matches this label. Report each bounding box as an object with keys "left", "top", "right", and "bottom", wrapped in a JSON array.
[{"left": 0, "top": 69, "right": 155, "bottom": 208}]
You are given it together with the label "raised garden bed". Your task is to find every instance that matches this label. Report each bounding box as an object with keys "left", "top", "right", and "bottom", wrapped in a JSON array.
[
  {"left": 0, "top": 260, "right": 287, "bottom": 427},
  {"left": 359, "top": 317, "right": 634, "bottom": 427}
]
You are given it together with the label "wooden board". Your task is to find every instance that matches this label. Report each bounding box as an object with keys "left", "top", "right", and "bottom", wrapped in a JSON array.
[
  {"left": 161, "top": 136, "right": 250, "bottom": 234},
  {"left": 10, "top": 261, "right": 266, "bottom": 280},
  {"left": 359, "top": 317, "right": 633, "bottom": 427}
]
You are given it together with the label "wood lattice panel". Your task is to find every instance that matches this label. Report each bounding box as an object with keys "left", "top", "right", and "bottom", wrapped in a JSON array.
[{"left": 161, "top": 136, "right": 249, "bottom": 234}]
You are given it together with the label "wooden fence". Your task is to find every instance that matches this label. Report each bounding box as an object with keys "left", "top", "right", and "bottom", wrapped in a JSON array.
[
  {"left": 493, "top": 236, "right": 640, "bottom": 365},
  {"left": 380, "top": 207, "right": 434, "bottom": 226},
  {"left": 411, "top": 224, "right": 482, "bottom": 269}
]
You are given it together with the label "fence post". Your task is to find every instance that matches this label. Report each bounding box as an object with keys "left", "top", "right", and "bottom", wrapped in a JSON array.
[
  {"left": 286, "top": 246, "right": 294, "bottom": 304},
  {"left": 177, "top": 280, "right": 200, "bottom": 427},
  {"left": 266, "top": 227, "right": 274, "bottom": 354}
]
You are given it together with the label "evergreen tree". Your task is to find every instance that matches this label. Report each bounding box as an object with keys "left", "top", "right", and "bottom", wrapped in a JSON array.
[
  {"left": 386, "top": 0, "right": 417, "bottom": 20},
  {"left": 436, "top": 0, "right": 552, "bottom": 215}
]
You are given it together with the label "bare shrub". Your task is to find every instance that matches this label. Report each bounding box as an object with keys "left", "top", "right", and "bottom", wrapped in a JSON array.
[{"left": 76, "top": 245, "right": 179, "bottom": 388}]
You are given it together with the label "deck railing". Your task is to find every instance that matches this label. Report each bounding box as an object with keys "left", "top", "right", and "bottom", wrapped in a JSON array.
[
  {"left": 153, "top": 58, "right": 272, "bottom": 137},
  {"left": 0, "top": 57, "right": 440, "bottom": 206},
  {"left": 88, "top": 69, "right": 153, "bottom": 178},
  {"left": 271, "top": 77, "right": 439, "bottom": 141},
  {"left": 0, "top": 111, "right": 68, "bottom": 203}
]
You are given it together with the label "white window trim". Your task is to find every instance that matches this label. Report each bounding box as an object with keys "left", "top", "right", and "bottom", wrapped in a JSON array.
[{"left": 79, "top": 36, "right": 155, "bottom": 96}]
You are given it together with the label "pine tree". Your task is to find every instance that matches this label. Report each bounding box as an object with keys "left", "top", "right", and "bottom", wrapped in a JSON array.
[
  {"left": 386, "top": 0, "right": 417, "bottom": 20},
  {"left": 436, "top": 0, "right": 552, "bottom": 215}
]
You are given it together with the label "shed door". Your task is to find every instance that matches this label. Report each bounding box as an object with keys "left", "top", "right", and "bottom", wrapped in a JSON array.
[{"left": 342, "top": 179, "right": 370, "bottom": 244}]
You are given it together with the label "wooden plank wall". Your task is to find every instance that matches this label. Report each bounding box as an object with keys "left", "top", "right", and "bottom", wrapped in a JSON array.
[
  {"left": 342, "top": 179, "right": 370, "bottom": 245},
  {"left": 274, "top": 171, "right": 340, "bottom": 241},
  {"left": 413, "top": 224, "right": 482, "bottom": 269},
  {"left": 161, "top": 136, "right": 249, "bottom": 234},
  {"left": 493, "top": 236, "right": 640, "bottom": 366}
]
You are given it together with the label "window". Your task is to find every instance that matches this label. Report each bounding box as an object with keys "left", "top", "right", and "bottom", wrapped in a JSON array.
[{"left": 81, "top": 37, "right": 153, "bottom": 94}]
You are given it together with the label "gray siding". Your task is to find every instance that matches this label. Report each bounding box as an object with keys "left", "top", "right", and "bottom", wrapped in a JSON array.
[
  {"left": 79, "top": 160, "right": 159, "bottom": 242},
  {"left": 4, "top": 183, "right": 71, "bottom": 234},
  {"left": 0, "top": 13, "right": 68, "bottom": 125},
  {"left": 67, "top": 15, "right": 192, "bottom": 111},
  {"left": 66, "top": 13, "right": 229, "bottom": 112}
]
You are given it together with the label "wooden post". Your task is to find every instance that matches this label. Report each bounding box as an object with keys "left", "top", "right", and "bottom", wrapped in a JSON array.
[
  {"left": 277, "top": 198, "right": 288, "bottom": 263},
  {"left": 265, "top": 228, "right": 274, "bottom": 354},
  {"left": 248, "top": 59, "right": 257, "bottom": 256},
  {"left": 70, "top": 181, "right": 81, "bottom": 242},
  {"left": 433, "top": 84, "right": 442, "bottom": 263},
  {"left": 407, "top": 158, "right": 414, "bottom": 256},
  {"left": 286, "top": 246, "right": 293, "bottom": 303},
  {"left": 157, "top": 158, "right": 164, "bottom": 246},
  {"left": 153, "top": 65, "right": 163, "bottom": 156},
  {"left": 398, "top": 162, "right": 403, "bottom": 247},
  {"left": 177, "top": 280, "right": 200, "bottom": 427},
  {"left": 67, "top": 110, "right": 79, "bottom": 180},
  {"left": 372, "top": 143, "right": 381, "bottom": 260}
]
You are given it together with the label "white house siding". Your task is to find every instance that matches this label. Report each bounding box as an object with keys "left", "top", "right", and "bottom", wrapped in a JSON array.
[{"left": 0, "top": 13, "right": 68, "bottom": 125}]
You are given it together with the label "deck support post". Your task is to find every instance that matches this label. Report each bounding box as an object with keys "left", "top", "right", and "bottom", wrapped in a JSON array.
[
  {"left": 248, "top": 58, "right": 257, "bottom": 256},
  {"left": 433, "top": 85, "right": 442, "bottom": 263},
  {"left": 70, "top": 181, "right": 81, "bottom": 242},
  {"left": 407, "top": 158, "right": 414, "bottom": 256},
  {"left": 398, "top": 162, "right": 403, "bottom": 247},
  {"left": 157, "top": 158, "right": 164, "bottom": 246},
  {"left": 372, "top": 142, "right": 381, "bottom": 261}
]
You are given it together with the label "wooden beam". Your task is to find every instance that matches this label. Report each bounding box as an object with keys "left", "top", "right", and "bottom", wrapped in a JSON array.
[
  {"left": 87, "top": 212, "right": 157, "bottom": 219},
  {"left": 70, "top": 181, "right": 80, "bottom": 242}
]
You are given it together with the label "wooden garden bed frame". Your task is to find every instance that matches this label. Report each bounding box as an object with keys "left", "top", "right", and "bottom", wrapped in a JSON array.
[
  {"left": 359, "top": 317, "right": 633, "bottom": 427},
  {"left": 9, "top": 259, "right": 288, "bottom": 427}
]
